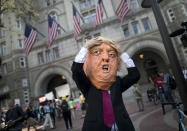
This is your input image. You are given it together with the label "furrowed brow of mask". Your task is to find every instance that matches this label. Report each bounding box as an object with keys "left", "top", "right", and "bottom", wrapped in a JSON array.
[
  {"left": 89, "top": 47, "right": 117, "bottom": 57},
  {"left": 89, "top": 48, "right": 102, "bottom": 55}
]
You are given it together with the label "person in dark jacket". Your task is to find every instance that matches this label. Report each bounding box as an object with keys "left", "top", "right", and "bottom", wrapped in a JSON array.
[
  {"left": 26, "top": 103, "right": 38, "bottom": 131},
  {"left": 61, "top": 96, "right": 72, "bottom": 130},
  {"left": 71, "top": 37, "right": 140, "bottom": 131},
  {"left": 5, "top": 100, "right": 24, "bottom": 131}
]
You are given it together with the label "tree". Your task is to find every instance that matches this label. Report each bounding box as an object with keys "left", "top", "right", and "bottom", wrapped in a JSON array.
[{"left": 0, "top": 0, "right": 40, "bottom": 27}]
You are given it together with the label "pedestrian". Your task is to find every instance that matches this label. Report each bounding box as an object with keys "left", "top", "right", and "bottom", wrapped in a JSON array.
[
  {"left": 42, "top": 101, "right": 54, "bottom": 130},
  {"left": 133, "top": 84, "right": 144, "bottom": 112},
  {"left": 25, "top": 103, "right": 38, "bottom": 131},
  {"left": 55, "top": 101, "right": 62, "bottom": 119},
  {"left": 0, "top": 109, "right": 6, "bottom": 129},
  {"left": 68, "top": 98, "right": 76, "bottom": 119},
  {"left": 61, "top": 96, "right": 72, "bottom": 130},
  {"left": 34, "top": 106, "right": 40, "bottom": 122},
  {"left": 71, "top": 36, "right": 140, "bottom": 131},
  {"left": 147, "top": 87, "right": 153, "bottom": 102},
  {"left": 79, "top": 93, "right": 86, "bottom": 118},
  {"left": 5, "top": 100, "right": 24, "bottom": 131},
  {"left": 154, "top": 72, "right": 165, "bottom": 103},
  {"left": 161, "top": 72, "right": 175, "bottom": 103},
  {"left": 49, "top": 101, "right": 56, "bottom": 128},
  {"left": 39, "top": 104, "right": 45, "bottom": 124}
]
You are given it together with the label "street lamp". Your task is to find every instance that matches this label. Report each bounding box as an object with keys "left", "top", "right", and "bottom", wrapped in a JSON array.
[{"left": 141, "top": 0, "right": 187, "bottom": 114}]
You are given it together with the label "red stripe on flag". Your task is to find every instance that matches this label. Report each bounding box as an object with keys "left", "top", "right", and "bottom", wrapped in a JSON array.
[
  {"left": 116, "top": 0, "right": 131, "bottom": 22},
  {"left": 24, "top": 29, "right": 37, "bottom": 56},
  {"left": 94, "top": 2, "right": 103, "bottom": 27},
  {"left": 48, "top": 21, "right": 58, "bottom": 46}
]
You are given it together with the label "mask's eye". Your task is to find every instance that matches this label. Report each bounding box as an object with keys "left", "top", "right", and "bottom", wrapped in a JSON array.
[
  {"left": 109, "top": 52, "right": 117, "bottom": 57},
  {"left": 91, "top": 49, "right": 101, "bottom": 55}
]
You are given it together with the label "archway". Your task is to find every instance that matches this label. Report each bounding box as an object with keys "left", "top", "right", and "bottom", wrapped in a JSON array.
[
  {"left": 132, "top": 49, "right": 168, "bottom": 84},
  {"left": 33, "top": 65, "right": 75, "bottom": 99},
  {"left": 124, "top": 38, "right": 170, "bottom": 84},
  {"left": 40, "top": 74, "right": 69, "bottom": 99}
]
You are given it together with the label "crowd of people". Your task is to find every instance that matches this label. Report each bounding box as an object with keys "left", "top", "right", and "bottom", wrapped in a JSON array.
[{"left": 0, "top": 94, "right": 87, "bottom": 131}]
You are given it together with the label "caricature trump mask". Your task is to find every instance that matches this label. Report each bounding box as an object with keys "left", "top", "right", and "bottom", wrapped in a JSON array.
[{"left": 83, "top": 37, "right": 122, "bottom": 90}]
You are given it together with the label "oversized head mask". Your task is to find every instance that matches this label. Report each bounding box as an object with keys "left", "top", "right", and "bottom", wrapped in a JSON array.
[{"left": 83, "top": 39, "right": 121, "bottom": 90}]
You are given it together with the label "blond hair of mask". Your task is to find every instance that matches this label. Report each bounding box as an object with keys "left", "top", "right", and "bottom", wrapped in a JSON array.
[{"left": 84, "top": 36, "right": 122, "bottom": 57}]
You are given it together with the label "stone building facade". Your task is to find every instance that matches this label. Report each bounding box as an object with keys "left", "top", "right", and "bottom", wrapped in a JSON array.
[{"left": 0, "top": 0, "right": 186, "bottom": 108}]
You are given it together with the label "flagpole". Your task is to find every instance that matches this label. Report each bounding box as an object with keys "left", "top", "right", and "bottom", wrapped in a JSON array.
[
  {"left": 27, "top": 24, "right": 45, "bottom": 38},
  {"left": 71, "top": 1, "right": 85, "bottom": 23},
  {"left": 48, "top": 15, "right": 66, "bottom": 32},
  {"left": 101, "top": 0, "right": 108, "bottom": 18},
  {"left": 32, "top": 26, "right": 45, "bottom": 38},
  {"left": 57, "top": 23, "right": 66, "bottom": 32}
]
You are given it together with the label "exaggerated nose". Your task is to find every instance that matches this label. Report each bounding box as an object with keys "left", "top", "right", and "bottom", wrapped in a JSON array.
[{"left": 102, "top": 51, "right": 109, "bottom": 62}]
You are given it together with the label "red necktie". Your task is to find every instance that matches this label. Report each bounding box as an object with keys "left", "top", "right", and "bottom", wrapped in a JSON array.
[{"left": 102, "top": 90, "right": 115, "bottom": 128}]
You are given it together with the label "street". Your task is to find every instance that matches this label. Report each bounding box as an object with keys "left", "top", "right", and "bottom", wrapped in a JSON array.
[{"left": 23, "top": 84, "right": 186, "bottom": 131}]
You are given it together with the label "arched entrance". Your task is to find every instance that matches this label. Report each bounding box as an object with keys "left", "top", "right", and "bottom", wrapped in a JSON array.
[
  {"left": 33, "top": 65, "right": 76, "bottom": 99},
  {"left": 124, "top": 38, "right": 170, "bottom": 84},
  {"left": 41, "top": 74, "right": 69, "bottom": 99},
  {"left": 132, "top": 49, "right": 168, "bottom": 84}
]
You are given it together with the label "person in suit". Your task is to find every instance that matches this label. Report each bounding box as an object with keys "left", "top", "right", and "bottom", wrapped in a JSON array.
[{"left": 71, "top": 36, "right": 140, "bottom": 131}]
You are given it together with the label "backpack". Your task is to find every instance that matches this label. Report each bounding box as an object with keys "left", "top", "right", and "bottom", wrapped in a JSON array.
[
  {"left": 168, "top": 76, "right": 177, "bottom": 89},
  {"left": 61, "top": 101, "right": 69, "bottom": 112}
]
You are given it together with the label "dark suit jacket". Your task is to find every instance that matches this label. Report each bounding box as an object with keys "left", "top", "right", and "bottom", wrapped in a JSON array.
[{"left": 71, "top": 62, "right": 140, "bottom": 131}]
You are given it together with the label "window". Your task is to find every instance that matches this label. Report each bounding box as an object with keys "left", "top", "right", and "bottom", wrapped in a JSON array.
[
  {"left": 16, "top": 17, "right": 22, "bottom": 29},
  {"left": 80, "top": 0, "right": 94, "bottom": 9},
  {"left": 46, "top": 50, "right": 52, "bottom": 62},
  {"left": 142, "top": 19, "right": 151, "bottom": 32},
  {"left": 52, "top": 0, "right": 56, "bottom": 4},
  {"left": 131, "top": 0, "right": 139, "bottom": 10},
  {"left": 93, "top": 33, "right": 100, "bottom": 37},
  {"left": 53, "top": 47, "right": 60, "bottom": 59},
  {"left": 80, "top": 0, "right": 86, "bottom": 9},
  {"left": 19, "top": 57, "right": 26, "bottom": 68},
  {"left": 3, "top": 63, "right": 7, "bottom": 75},
  {"left": 0, "top": 29, "right": 5, "bottom": 38},
  {"left": 18, "top": 39, "right": 24, "bottom": 49},
  {"left": 123, "top": 27, "right": 130, "bottom": 37},
  {"left": 2, "top": 43, "right": 6, "bottom": 56},
  {"left": 167, "top": 8, "right": 176, "bottom": 22},
  {"left": 88, "top": 0, "right": 94, "bottom": 6},
  {"left": 38, "top": 52, "right": 45, "bottom": 64},
  {"left": 22, "top": 79, "right": 28, "bottom": 87},
  {"left": 83, "top": 10, "right": 96, "bottom": 24},
  {"left": 0, "top": 13, "right": 3, "bottom": 20},
  {"left": 46, "top": 0, "right": 50, "bottom": 6},
  {"left": 84, "top": 33, "right": 100, "bottom": 43},
  {"left": 132, "top": 23, "right": 140, "bottom": 35},
  {"left": 80, "top": 0, "right": 96, "bottom": 24}
]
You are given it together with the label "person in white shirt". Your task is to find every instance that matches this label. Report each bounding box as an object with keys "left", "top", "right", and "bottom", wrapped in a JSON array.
[{"left": 42, "top": 101, "right": 54, "bottom": 130}]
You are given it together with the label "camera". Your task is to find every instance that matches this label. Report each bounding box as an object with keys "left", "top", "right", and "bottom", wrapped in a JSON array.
[{"left": 170, "top": 21, "right": 187, "bottom": 47}]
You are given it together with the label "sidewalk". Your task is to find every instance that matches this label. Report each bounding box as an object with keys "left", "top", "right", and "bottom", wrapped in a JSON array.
[{"left": 23, "top": 84, "right": 186, "bottom": 131}]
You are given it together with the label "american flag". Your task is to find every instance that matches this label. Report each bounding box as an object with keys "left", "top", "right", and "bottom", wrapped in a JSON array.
[
  {"left": 24, "top": 24, "right": 37, "bottom": 56},
  {"left": 48, "top": 15, "right": 58, "bottom": 46},
  {"left": 73, "top": 4, "right": 82, "bottom": 38},
  {"left": 94, "top": 0, "right": 104, "bottom": 27},
  {"left": 116, "top": 0, "right": 131, "bottom": 22}
]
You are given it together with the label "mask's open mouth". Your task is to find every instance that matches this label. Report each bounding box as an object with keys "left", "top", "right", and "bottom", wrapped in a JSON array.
[{"left": 102, "top": 65, "right": 109, "bottom": 72}]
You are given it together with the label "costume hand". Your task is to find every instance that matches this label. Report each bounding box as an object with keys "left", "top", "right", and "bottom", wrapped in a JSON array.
[
  {"left": 120, "top": 52, "right": 135, "bottom": 68},
  {"left": 74, "top": 47, "right": 88, "bottom": 63}
]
